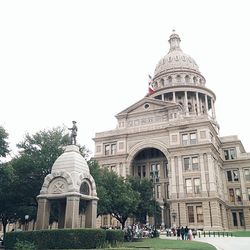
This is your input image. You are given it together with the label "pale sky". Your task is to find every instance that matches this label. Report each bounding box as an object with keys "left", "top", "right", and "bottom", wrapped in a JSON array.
[{"left": 1, "top": 0, "right": 250, "bottom": 159}]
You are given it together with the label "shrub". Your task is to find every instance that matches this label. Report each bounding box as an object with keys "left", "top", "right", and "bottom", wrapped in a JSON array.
[
  {"left": 4, "top": 228, "right": 124, "bottom": 249},
  {"left": 14, "top": 240, "right": 36, "bottom": 250}
]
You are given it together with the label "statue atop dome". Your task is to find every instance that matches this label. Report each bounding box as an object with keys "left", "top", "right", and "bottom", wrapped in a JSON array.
[{"left": 68, "top": 121, "right": 78, "bottom": 145}]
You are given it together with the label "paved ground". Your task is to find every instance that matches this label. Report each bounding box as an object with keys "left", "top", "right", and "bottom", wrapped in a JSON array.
[
  {"left": 194, "top": 236, "right": 250, "bottom": 250},
  {"left": 160, "top": 234, "right": 250, "bottom": 250}
]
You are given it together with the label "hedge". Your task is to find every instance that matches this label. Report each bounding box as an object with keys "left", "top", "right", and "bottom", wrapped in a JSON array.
[{"left": 4, "top": 228, "right": 124, "bottom": 249}]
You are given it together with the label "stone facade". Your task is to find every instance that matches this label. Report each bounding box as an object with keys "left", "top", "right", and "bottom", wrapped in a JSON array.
[{"left": 93, "top": 31, "right": 250, "bottom": 231}]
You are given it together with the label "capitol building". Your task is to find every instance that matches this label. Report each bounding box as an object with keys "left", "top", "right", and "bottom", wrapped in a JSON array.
[{"left": 93, "top": 31, "right": 250, "bottom": 231}]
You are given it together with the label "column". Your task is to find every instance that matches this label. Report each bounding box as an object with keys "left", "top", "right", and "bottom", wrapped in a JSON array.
[
  {"left": 173, "top": 92, "right": 176, "bottom": 102},
  {"left": 207, "top": 154, "right": 216, "bottom": 195},
  {"left": 184, "top": 91, "right": 188, "bottom": 114},
  {"left": 85, "top": 199, "right": 98, "bottom": 228},
  {"left": 199, "top": 154, "right": 208, "bottom": 196},
  {"left": 170, "top": 157, "right": 177, "bottom": 199},
  {"left": 162, "top": 94, "right": 164, "bottom": 101},
  {"left": 160, "top": 205, "right": 165, "bottom": 227},
  {"left": 239, "top": 169, "right": 247, "bottom": 202},
  {"left": 211, "top": 98, "right": 216, "bottom": 119},
  {"left": 205, "top": 95, "right": 208, "bottom": 114},
  {"left": 65, "top": 195, "right": 80, "bottom": 228},
  {"left": 196, "top": 92, "right": 201, "bottom": 115},
  {"left": 36, "top": 198, "right": 50, "bottom": 230},
  {"left": 177, "top": 157, "right": 184, "bottom": 198}
]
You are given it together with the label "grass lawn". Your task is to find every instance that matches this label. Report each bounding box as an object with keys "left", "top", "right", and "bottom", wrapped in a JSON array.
[
  {"left": 117, "top": 237, "right": 216, "bottom": 250},
  {"left": 231, "top": 230, "right": 250, "bottom": 237}
]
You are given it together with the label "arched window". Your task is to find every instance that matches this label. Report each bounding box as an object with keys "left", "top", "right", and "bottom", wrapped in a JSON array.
[
  {"left": 185, "top": 75, "right": 190, "bottom": 84},
  {"left": 168, "top": 76, "right": 172, "bottom": 84},
  {"left": 188, "top": 102, "right": 192, "bottom": 112},
  {"left": 80, "top": 182, "right": 90, "bottom": 195}
]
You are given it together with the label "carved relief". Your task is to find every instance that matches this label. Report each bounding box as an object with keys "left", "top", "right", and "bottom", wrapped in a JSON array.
[{"left": 48, "top": 178, "right": 68, "bottom": 194}]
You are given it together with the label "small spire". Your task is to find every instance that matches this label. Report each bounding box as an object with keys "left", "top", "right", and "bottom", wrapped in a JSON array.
[{"left": 168, "top": 30, "right": 182, "bottom": 52}]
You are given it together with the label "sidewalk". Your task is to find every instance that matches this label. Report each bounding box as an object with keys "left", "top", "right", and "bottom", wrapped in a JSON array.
[{"left": 160, "top": 234, "right": 250, "bottom": 250}]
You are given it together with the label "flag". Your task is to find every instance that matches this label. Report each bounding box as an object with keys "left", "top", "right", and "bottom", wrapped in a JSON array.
[{"left": 148, "top": 74, "right": 155, "bottom": 94}]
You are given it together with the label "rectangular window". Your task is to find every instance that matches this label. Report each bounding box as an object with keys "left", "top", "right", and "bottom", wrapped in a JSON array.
[
  {"left": 156, "top": 185, "right": 161, "bottom": 199},
  {"left": 227, "top": 171, "right": 232, "bottom": 181},
  {"left": 224, "top": 148, "right": 236, "bottom": 160},
  {"left": 190, "top": 133, "right": 197, "bottom": 144},
  {"left": 138, "top": 166, "right": 141, "bottom": 177},
  {"left": 192, "top": 157, "right": 199, "bottom": 170},
  {"left": 182, "top": 134, "right": 188, "bottom": 145},
  {"left": 235, "top": 188, "right": 242, "bottom": 202},
  {"left": 104, "top": 145, "right": 110, "bottom": 155},
  {"left": 232, "top": 212, "right": 238, "bottom": 226},
  {"left": 184, "top": 157, "right": 191, "bottom": 171},
  {"left": 186, "top": 179, "right": 192, "bottom": 194},
  {"left": 142, "top": 165, "right": 146, "bottom": 178},
  {"left": 239, "top": 212, "right": 245, "bottom": 226},
  {"left": 188, "top": 206, "right": 195, "bottom": 223},
  {"left": 229, "top": 188, "right": 235, "bottom": 202},
  {"left": 194, "top": 178, "right": 201, "bottom": 194},
  {"left": 244, "top": 169, "right": 250, "bottom": 181},
  {"left": 111, "top": 144, "right": 116, "bottom": 155},
  {"left": 226, "top": 169, "right": 239, "bottom": 182},
  {"left": 247, "top": 188, "right": 250, "bottom": 201},
  {"left": 196, "top": 206, "right": 204, "bottom": 223}
]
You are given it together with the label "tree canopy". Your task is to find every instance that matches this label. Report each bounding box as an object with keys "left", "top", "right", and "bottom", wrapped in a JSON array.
[{"left": 0, "top": 126, "right": 10, "bottom": 160}]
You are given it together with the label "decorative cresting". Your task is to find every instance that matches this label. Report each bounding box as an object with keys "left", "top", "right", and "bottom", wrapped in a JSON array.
[
  {"left": 36, "top": 145, "right": 98, "bottom": 230},
  {"left": 153, "top": 30, "right": 206, "bottom": 89}
]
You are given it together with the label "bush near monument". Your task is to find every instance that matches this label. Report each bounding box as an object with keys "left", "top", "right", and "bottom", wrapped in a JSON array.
[{"left": 4, "top": 228, "right": 124, "bottom": 249}]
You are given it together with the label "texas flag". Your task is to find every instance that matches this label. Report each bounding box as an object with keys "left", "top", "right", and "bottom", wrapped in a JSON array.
[{"left": 148, "top": 74, "right": 155, "bottom": 95}]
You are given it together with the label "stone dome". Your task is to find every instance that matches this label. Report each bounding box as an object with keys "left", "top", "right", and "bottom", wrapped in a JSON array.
[
  {"left": 154, "top": 31, "right": 200, "bottom": 77},
  {"left": 51, "top": 145, "right": 89, "bottom": 175}
]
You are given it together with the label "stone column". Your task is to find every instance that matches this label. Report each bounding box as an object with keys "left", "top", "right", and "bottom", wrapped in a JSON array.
[
  {"left": 177, "top": 156, "right": 184, "bottom": 198},
  {"left": 65, "top": 195, "right": 80, "bottom": 228},
  {"left": 207, "top": 154, "right": 216, "bottom": 195},
  {"left": 239, "top": 169, "right": 247, "bottom": 202},
  {"left": 160, "top": 205, "right": 165, "bottom": 227},
  {"left": 85, "top": 199, "right": 98, "bottom": 228},
  {"left": 36, "top": 198, "right": 50, "bottom": 230},
  {"left": 199, "top": 154, "right": 208, "bottom": 197},
  {"left": 184, "top": 91, "right": 188, "bottom": 115},
  {"left": 170, "top": 157, "right": 177, "bottom": 199},
  {"left": 173, "top": 92, "right": 176, "bottom": 102},
  {"left": 211, "top": 98, "right": 216, "bottom": 119},
  {"left": 196, "top": 92, "right": 200, "bottom": 115},
  {"left": 205, "top": 95, "right": 208, "bottom": 114}
]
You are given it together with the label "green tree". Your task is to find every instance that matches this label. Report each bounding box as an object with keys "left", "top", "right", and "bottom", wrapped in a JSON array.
[
  {"left": 89, "top": 161, "right": 140, "bottom": 229},
  {"left": 127, "top": 176, "right": 156, "bottom": 223},
  {"left": 0, "top": 126, "right": 10, "bottom": 160}
]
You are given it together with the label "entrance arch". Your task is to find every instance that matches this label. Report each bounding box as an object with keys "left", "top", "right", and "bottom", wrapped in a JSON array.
[{"left": 126, "top": 140, "right": 171, "bottom": 228}]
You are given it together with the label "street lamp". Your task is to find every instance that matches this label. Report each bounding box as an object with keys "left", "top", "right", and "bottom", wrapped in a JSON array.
[
  {"left": 150, "top": 166, "right": 159, "bottom": 234},
  {"left": 24, "top": 215, "right": 29, "bottom": 231}
]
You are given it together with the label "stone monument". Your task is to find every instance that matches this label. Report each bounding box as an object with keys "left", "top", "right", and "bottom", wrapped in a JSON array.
[{"left": 36, "top": 135, "right": 98, "bottom": 229}]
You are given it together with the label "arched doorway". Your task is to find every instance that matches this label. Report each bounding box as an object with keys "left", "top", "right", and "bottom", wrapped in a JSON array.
[{"left": 131, "top": 147, "right": 170, "bottom": 228}]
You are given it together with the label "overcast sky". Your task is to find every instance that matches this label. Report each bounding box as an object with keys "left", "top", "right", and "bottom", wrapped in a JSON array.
[{"left": 1, "top": 0, "right": 250, "bottom": 159}]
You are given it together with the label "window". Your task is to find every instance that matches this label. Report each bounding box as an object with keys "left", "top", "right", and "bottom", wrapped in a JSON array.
[
  {"left": 181, "top": 132, "right": 197, "bottom": 145},
  {"left": 188, "top": 206, "right": 195, "bottom": 223},
  {"left": 183, "top": 156, "right": 199, "bottom": 171},
  {"left": 104, "top": 143, "right": 117, "bottom": 155},
  {"left": 142, "top": 165, "right": 146, "bottom": 178},
  {"left": 239, "top": 212, "right": 245, "bottom": 226},
  {"left": 226, "top": 169, "right": 239, "bottom": 182},
  {"left": 194, "top": 178, "right": 201, "bottom": 194},
  {"left": 229, "top": 188, "right": 242, "bottom": 202},
  {"left": 224, "top": 148, "right": 236, "bottom": 160},
  {"left": 247, "top": 188, "right": 250, "bottom": 201},
  {"left": 235, "top": 188, "right": 242, "bottom": 202},
  {"left": 185, "top": 179, "right": 192, "bottom": 194},
  {"left": 138, "top": 166, "right": 141, "bottom": 177},
  {"left": 244, "top": 169, "right": 250, "bottom": 181},
  {"left": 156, "top": 185, "right": 161, "bottom": 199},
  {"left": 196, "top": 206, "right": 204, "bottom": 223},
  {"left": 229, "top": 188, "right": 235, "bottom": 202},
  {"left": 232, "top": 212, "right": 238, "bottom": 226}
]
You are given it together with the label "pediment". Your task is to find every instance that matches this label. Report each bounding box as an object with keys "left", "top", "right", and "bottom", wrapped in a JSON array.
[{"left": 116, "top": 97, "right": 181, "bottom": 119}]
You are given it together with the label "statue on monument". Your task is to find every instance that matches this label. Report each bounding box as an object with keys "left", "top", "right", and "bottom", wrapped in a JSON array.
[{"left": 68, "top": 121, "right": 78, "bottom": 145}]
